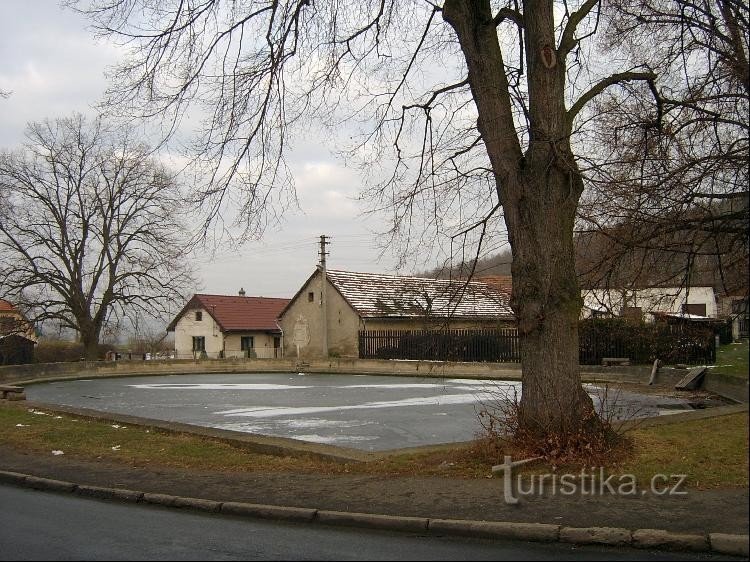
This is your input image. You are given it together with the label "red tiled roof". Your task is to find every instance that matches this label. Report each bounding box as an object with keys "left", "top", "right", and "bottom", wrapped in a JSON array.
[
  {"left": 479, "top": 275, "right": 513, "bottom": 294},
  {"left": 0, "top": 299, "right": 17, "bottom": 313},
  {"left": 167, "top": 294, "right": 290, "bottom": 332}
]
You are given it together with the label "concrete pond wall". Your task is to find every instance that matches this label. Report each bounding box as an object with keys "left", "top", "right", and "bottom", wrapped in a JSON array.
[{"left": 0, "top": 357, "right": 746, "bottom": 402}]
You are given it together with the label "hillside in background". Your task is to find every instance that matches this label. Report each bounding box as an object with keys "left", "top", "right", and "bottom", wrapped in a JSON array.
[{"left": 417, "top": 249, "right": 512, "bottom": 280}]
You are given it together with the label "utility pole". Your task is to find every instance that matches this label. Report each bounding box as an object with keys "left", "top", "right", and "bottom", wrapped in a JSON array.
[{"left": 318, "top": 235, "right": 330, "bottom": 357}]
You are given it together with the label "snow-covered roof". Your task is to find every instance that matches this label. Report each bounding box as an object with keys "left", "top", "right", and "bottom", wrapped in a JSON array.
[
  {"left": 324, "top": 269, "right": 514, "bottom": 320},
  {"left": 659, "top": 312, "right": 713, "bottom": 321}
]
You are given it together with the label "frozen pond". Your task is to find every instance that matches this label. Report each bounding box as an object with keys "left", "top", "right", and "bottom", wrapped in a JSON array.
[{"left": 26, "top": 373, "right": 697, "bottom": 451}]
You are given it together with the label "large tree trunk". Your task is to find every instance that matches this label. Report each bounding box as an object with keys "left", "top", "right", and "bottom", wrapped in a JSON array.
[
  {"left": 79, "top": 321, "right": 102, "bottom": 361},
  {"left": 444, "top": 0, "right": 599, "bottom": 439},
  {"left": 509, "top": 167, "right": 598, "bottom": 437}
]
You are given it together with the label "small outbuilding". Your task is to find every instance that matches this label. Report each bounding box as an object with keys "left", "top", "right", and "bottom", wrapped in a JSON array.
[
  {"left": 277, "top": 269, "right": 515, "bottom": 359},
  {"left": 0, "top": 334, "right": 36, "bottom": 365},
  {"left": 0, "top": 298, "right": 37, "bottom": 365}
]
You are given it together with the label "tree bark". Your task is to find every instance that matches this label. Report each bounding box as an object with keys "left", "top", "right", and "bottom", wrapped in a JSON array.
[
  {"left": 79, "top": 321, "right": 102, "bottom": 361},
  {"left": 509, "top": 168, "right": 597, "bottom": 437},
  {"left": 444, "top": 0, "right": 598, "bottom": 437}
]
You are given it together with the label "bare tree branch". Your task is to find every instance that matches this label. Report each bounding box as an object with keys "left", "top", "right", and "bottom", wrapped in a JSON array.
[
  {"left": 568, "top": 70, "right": 657, "bottom": 122},
  {"left": 0, "top": 115, "right": 197, "bottom": 358}
]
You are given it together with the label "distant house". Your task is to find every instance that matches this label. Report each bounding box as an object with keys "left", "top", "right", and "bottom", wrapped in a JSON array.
[
  {"left": 717, "top": 289, "right": 749, "bottom": 340},
  {"left": 0, "top": 298, "right": 36, "bottom": 365},
  {"left": 167, "top": 291, "right": 290, "bottom": 359},
  {"left": 277, "top": 269, "right": 515, "bottom": 359},
  {"left": 580, "top": 285, "right": 718, "bottom": 322}
]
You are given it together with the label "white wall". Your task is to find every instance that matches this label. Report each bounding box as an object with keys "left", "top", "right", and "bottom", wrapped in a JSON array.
[
  {"left": 223, "top": 332, "right": 281, "bottom": 359},
  {"left": 581, "top": 286, "right": 717, "bottom": 320},
  {"left": 173, "top": 307, "right": 224, "bottom": 356}
]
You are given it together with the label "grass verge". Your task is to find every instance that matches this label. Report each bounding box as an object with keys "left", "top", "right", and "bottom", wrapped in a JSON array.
[
  {"left": 0, "top": 402, "right": 746, "bottom": 489},
  {"left": 711, "top": 340, "right": 749, "bottom": 380}
]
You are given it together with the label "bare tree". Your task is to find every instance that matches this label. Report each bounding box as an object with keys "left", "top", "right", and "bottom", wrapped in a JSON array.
[
  {"left": 577, "top": 0, "right": 749, "bottom": 296},
  {"left": 71, "top": 0, "right": 682, "bottom": 444},
  {"left": 0, "top": 115, "right": 196, "bottom": 360}
]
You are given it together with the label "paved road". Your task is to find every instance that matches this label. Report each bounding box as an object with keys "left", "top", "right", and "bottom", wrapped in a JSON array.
[{"left": 0, "top": 486, "right": 735, "bottom": 561}]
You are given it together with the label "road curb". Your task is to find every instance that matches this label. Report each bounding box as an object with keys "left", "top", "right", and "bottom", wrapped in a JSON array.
[
  {"left": 75, "top": 484, "right": 143, "bottom": 503},
  {"left": 0, "top": 470, "right": 27, "bottom": 486},
  {"left": 559, "top": 526, "right": 632, "bottom": 546},
  {"left": 316, "top": 510, "right": 429, "bottom": 532},
  {"left": 1, "top": 470, "right": 746, "bottom": 556},
  {"left": 172, "top": 496, "right": 223, "bottom": 513},
  {"left": 632, "top": 528, "right": 709, "bottom": 552},
  {"left": 221, "top": 502, "right": 317, "bottom": 522},
  {"left": 142, "top": 492, "right": 178, "bottom": 507},
  {"left": 23, "top": 475, "right": 76, "bottom": 493},
  {"left": 428, "top": 519, "right": 560, "bottom": 542},
  {"left": 710, "top": 533, "right": 750, "bottom": 557}
]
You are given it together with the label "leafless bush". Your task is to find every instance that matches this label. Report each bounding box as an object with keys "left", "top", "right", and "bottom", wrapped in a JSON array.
[{"left": 474, "top": 383, "right": 635, "bottom": 467}]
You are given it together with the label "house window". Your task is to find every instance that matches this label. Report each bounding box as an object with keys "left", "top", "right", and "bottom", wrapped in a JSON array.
[
  {"left": 620, "top": 306, "right": 643, "bottom": 321},
  {"left": 682, "top": 303, "right": 707, "bottom": 316},
  {"left": 241, "top": 336, "right": 254, "bottom": 351},
  {"left": 308, "top": 292, "right": 315, "bottom": 302},
  {"left": 195, "top": 311, "right": 203, "bottom": 321},
  {"left": 192, "top": 336, "right": 205, "bottom": 352}
]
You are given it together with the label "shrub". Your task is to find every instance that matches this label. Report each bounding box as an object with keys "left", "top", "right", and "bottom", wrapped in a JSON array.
[
  {"left": 578, "top": 318, "right": 715, "bottom": 365},
  {"left": 475, "top": 383, "right": 633, "bottom": 466},
  {"left": 34, "top": 340, "right": 112, "bottom": 363}
]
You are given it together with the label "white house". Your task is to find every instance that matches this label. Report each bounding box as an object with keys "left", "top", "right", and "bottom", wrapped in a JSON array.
[
  {"left": 167, "top": 291, "right": 290, "bottom": 359},
  {"left": 581, "top": 285, "right": 718, "bottom": 321}
]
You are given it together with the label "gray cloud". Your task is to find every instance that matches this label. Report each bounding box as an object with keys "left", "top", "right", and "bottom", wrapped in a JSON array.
[{"left": 1, "top": 1, "right": 406, "bottom": 301}]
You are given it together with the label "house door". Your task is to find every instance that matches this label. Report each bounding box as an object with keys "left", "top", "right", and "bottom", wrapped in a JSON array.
[{"left": 273, "top": 336, "right": 281, "bottom": 358}]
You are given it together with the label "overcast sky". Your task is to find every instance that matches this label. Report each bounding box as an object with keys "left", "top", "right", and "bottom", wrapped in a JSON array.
[{"left": 1, "top": 1, "right": 411, "bottom": 301}]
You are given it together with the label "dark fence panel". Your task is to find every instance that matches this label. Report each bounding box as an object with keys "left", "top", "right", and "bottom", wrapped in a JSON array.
[
  {"left": 738, "top": 318, "right": 749, "bottom": 339},
  {"left": 579, "top": 319, "right": 715, "bottom": 365},
  {"left": 359, "top": 321, "right": 716, "bottom": 365},
  {"left": 358, "top": 329, "right": 520, "bottom": 363}
]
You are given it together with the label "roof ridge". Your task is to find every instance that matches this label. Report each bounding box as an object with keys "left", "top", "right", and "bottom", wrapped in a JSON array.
[
  {"left": 195, "top": 293, "right": 290, "bottom": 300},
  {"left": 326, "top": 269, "right": 496, "bottom": 285}
]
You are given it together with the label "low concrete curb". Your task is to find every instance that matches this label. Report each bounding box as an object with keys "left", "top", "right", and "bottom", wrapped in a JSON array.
[
  {"left": 75, "top": 484, "right": 143, "bottom": 503},
  {"left": 0, "top": 470, "right": 27, "bottom": 486},
  {"left": 632, "top": 528, "right": 709, "bottom": 552},
  {"left": 428, "top": 519, "right": 559, "bottom": 542},
  {"left": 316, "top": 510, "right": 428, "bottom": 533},
  {"left": 709, "top": 533, "right": 750, "bottom": 557},
  {"left": 142, "top": 492, "right": 178, "bottom": 507},
  {"left": 2, "top": 470, "right": 747, "bottom": 557},
  {"left": 559, "top": 526, "right": 632, "bottom": 546},
  {"left": 23, "top": 475, "right": 76, "bottom": 493},
  {"left": 221, "top": 502, "right": 316, "bottom": 522},
  {"left": 172, "top": 496, "right": 222, "bottom": 513}
]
